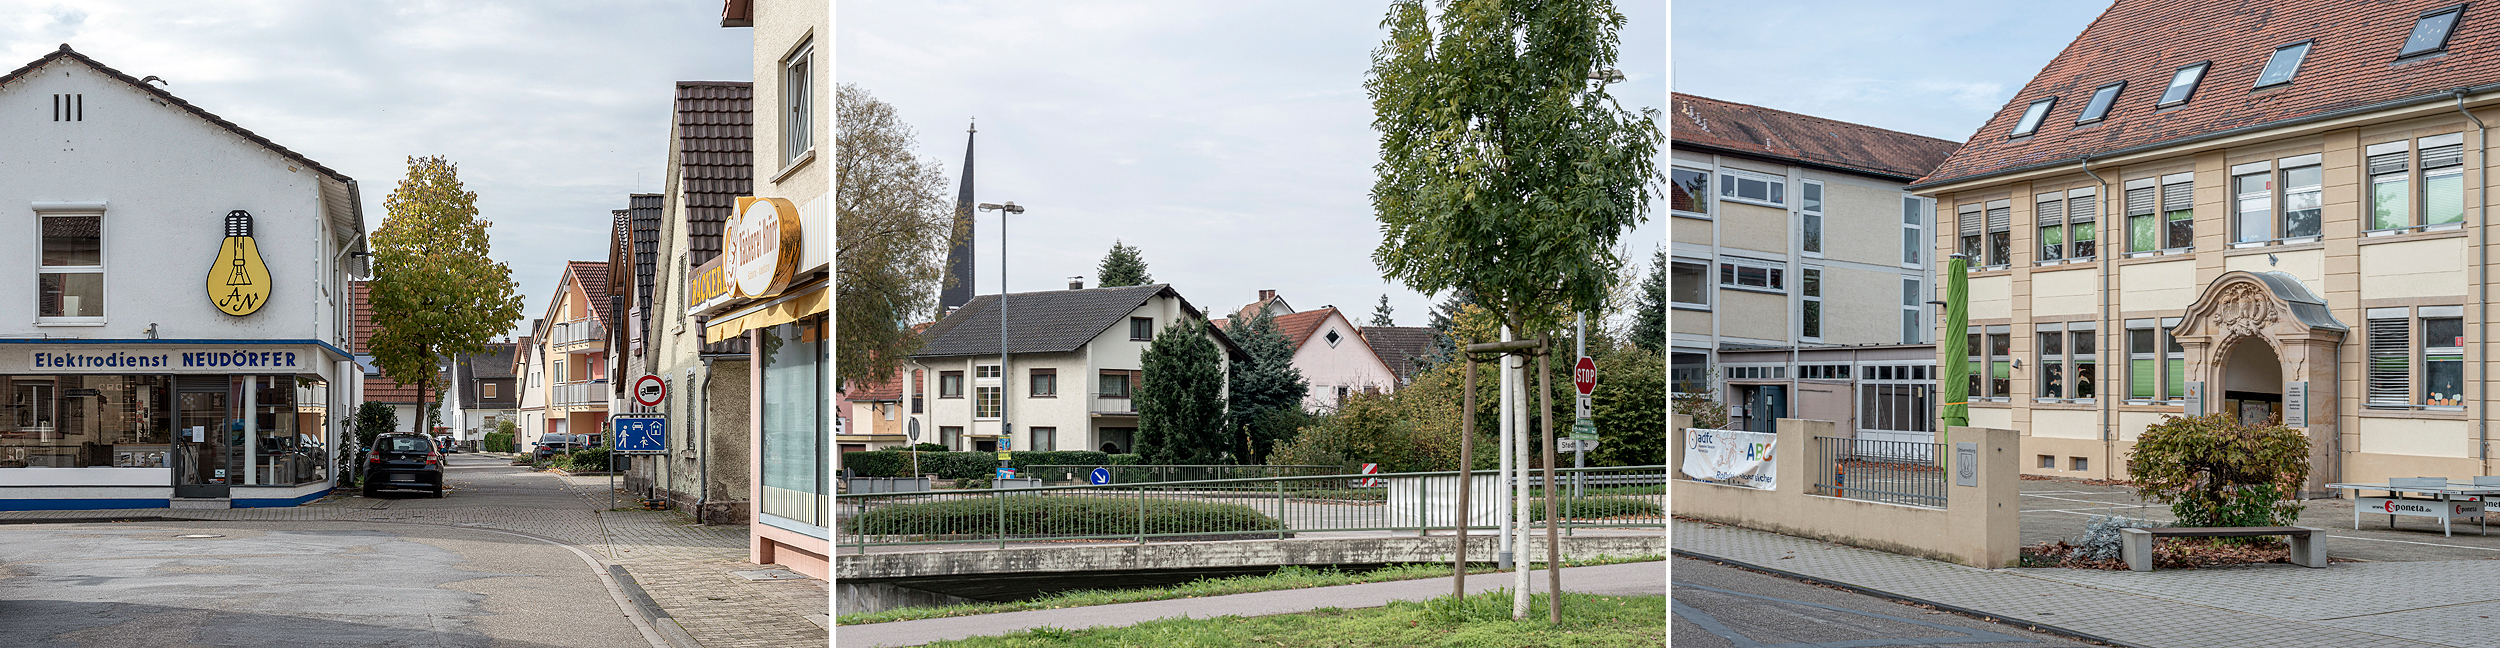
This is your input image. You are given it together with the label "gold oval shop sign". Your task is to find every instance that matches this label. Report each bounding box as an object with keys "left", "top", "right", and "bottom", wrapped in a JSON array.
[
  {"left": 728, "top": 197, "right": 803, "bottom": 299},
  {"left": 207, "top": 210, "right": 272, "bottom": 316}
]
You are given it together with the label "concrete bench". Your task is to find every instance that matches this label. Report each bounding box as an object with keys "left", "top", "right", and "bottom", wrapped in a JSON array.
[{"left": 2119, "top": 526, "right": 2324, "bottom": 571}]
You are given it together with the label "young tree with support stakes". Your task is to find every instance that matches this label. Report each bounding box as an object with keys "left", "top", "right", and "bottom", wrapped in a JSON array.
[
  {"left": 1367, "top": 0, "right": 1662, "bottom": 622},
  {"left": 367, "top": 155, "right": 524, "bottom": 461}
]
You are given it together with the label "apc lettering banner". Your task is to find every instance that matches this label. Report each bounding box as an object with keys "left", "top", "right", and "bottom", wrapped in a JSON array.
[{"left": 1683, "top": 428, "right": 1776, "bottom": 490}]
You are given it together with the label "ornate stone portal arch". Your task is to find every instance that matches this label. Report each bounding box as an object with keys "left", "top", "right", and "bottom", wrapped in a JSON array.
[{"left": 2169, "top": 271, "right": 2348, "bottom": 492}]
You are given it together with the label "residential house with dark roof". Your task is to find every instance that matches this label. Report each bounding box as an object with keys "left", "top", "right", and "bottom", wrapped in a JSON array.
[
  {"left": 1669, "top": 93, "right": 1962, "bottom": 436},
  {"left": 1358, "top": 326, "right": 1437, "bottom": 386},
  {"left": 516, "top": 262, "right": 616, "bottom": 452},
  {"left": 622, "top": 80, "right": 755, "bottom": 526},
  {"left": 1269, "top": 307, "right": 1401, "bottom": 412},
  {"left": 440, "top": 342, "right": 517, "bottom": 446},
  {"left": 906, "top": 284, "right": 1247, "bottom": 457},
  {"left": 1905, "top": 0, "right": 2500, "bottom": 490}
]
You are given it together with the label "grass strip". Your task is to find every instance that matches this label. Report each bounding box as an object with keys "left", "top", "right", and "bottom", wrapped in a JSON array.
[
  {"left": 837, "top": 554, "right": 1663, "bottom": 625},
  {"left": 922, "top": 590, "right": 1667, "bottom": 647}
]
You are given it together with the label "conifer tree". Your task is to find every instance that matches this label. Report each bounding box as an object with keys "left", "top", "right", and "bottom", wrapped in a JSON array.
[
  {"left": 1135, "top": 319, "right": 1225, "bottom": 463},
  {"left": 1097, "top": 240, "right": 1153, "bottom": 287},
  {"left": 1224, "top": 309, "right": 1308, "bottom": 463}
]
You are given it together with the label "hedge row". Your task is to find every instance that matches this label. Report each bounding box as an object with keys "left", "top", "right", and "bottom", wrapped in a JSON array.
[
  {"left": 850, "top": 495, "right": 1281, "bottom": 536},
  {"left": 482, "top": 432, "right": 515, "bottom": 454},
  {"left": 839, "top": 450, "right": 1140, "bottom": 479},
  {"left": 1531, "top": 496, "right": 1663, "bottom": 522}
]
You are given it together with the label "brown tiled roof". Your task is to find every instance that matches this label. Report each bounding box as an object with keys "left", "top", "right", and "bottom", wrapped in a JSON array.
[
  {"left": 0, "top": 45, "right": 352, "bottom": 184},
  {"left": 351, "top": 281, "right": 420, "bottom": 403},
  {"left": 847, "top": 373, "right": 905, "bottom": 402},
  {"left": 1915, "top": 0, "right": 2500, "bottom": 188},
  {"left": 1674, "top": 93, "right": 1960, "bottom": 182},
  {"left": 676, "top": 82, "right": 752, "bottom": 265},
  {"left": 566, "top": 261, "right": 613, "bottom": 325},
  {"left": 1271, "top": 308, "right": 1338, "bottom": 350},
  {"left": 1359, "top": 326, "right": 1437, "bottom": 384}
]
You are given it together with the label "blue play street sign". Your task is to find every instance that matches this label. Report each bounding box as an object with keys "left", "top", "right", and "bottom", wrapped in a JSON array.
[
  {"left": 1090, "top": 467, "right": 1111, "bottom": 485},
  {"left": 614, "top": 416, "right": 667, "bottom": 454}
]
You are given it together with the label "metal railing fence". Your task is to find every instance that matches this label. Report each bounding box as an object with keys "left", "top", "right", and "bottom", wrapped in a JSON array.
[
  {"left": 1811, "top": 436, "right": 1947, "bottom": 509},
  {"left": 1024, "top": 464, "right": 1343, "bottom": 485},
  {"left": 834, "top": 465, "right": 1666, "bottom": 552}
]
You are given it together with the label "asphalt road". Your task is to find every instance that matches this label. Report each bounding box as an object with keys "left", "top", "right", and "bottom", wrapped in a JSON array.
[
  {"left": 1673, "top": 557, "right": 2093, "bottom": 648},
  {"left": 0, "top": 455, "right": 659, "bottom": 648}
]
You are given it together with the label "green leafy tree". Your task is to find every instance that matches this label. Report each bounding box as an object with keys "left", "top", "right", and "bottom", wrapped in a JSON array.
[
  {"left": 1418, "top": 289, "right": 1475, "bottom": 370},
  {"left": 1369, "top": 294, "right": 1396, "bottom": 327},
  {"left": 1135, "top": 319, "right": 1226, "bottom": 464},
  {"left": 368, "top": 156, "right": 525, "bottom": 439},
  {"left": 837, "top": 83, "right": 960, "bottom": 384},
  {"left": 2127, "top": 414, "right": 2311, "bottom": 529},
  {"left": 1630, "top": 247, "right": 1666, "bottom": 353},
  {"left": 1097, "top": 239, "right": 1153, "bottom": 287},
  {"left": 1590, "top": 344, "right": 1666, "bottom": 466},
  {"left": 1223, "top": 309, "right": 1308, "bottom": 463},
  {"left": 1367, "top": 0, "right": 1664, "bottom": 343}
]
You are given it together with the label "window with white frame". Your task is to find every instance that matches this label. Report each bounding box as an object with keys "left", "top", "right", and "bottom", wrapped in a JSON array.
[
  {"left": 1901, "top": 196, "right": 1925, "bottom": 267},
  {"left": 1957, "top": 202, "right": 1983, "bottom": 261},
  {"left": 1800, "top": 267, "right": 1822, "bottom": 341},
  {"left": 2066, "top": 189, "right": 2097, "bottom": 260},
  {"left": 2036, "top": 192, "right": 2066, "bottom": 262},
  {"left": 1901, "top": 278, "right": 1923, "bottom": 344},
  {"left": 975, "top": 364, "right": 1000, "bottom": 379},
  {"left": 37, "top": 210, "right": 103, "bottom": 319},
  {"left": 1985, "top": 200, "right": 2012, "bottom": 267},
  {"left": 2368, "top": 306, "right": 2467, "bottom": 409},
  {"left": 2232, "top": 162, "right": 2273, "bottom": 244},
  {"left": 1718, "top": 257, "right": 1785, "bottom": 293},
  {"left": 1801, "top": 181, "right": 1824, "bottom": 256},
  {"left": 782, "top": 39, "right": 814, "bottom": 164},
  {"left": 1718, "top": 168, "right": 1785, "bottom": 207},
  {"left": 2371, "top": 134, "right": 2469, "bottom": 234},
  {"left": 2125, "top": 318, "right": 2187, "bottom": 403},
  {"left": 2035, "top": 322, "right": 2095, "bottom": 401},
  {"left": 975, "top": 385, "right": 1000, "bottom": 418},
  {"left": 2279, "top": 155, "right": 2322, "bottom": 240},
  {"left": 1671, "top": 167, "right": 1710, "bottom": 217},
  {"left": 1671, "top": 258, "right": 1708, "bottom": 309}
]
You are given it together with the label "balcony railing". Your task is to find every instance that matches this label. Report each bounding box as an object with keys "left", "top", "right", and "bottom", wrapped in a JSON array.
[
  {"left": 1091, "top": 394, "right": 1134, "bottom": 415},
  {"left": 555, "top": 380, "right": 610, "bottom": 407},
  {"left": 551, "top": 318, "right": 605, "bottom": 347}
]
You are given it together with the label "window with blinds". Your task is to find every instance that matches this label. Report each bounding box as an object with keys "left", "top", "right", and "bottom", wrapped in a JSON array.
[
  {"left": 2423, "top": 133, "right": 2466, "bottom": 227},
  {"left": 2036, "top": 193, "right": 2065, "bottom": 262},
  {"left": 1957, "top": 203, "right": 1984, "bottom": 261},
  {"left": 1985, "top": 200, "right": 2012, "bottom": 266},
  {"left": 2124, "top": 179, "right": 2159, "bottom": 253},
  {"left": 2161, "top": 173, "right": 2195, "bottom": 249},
  {"left": 2067, "top": 189, "right": 2097, "bottom": 259},
  {"left": 2367, "top": 140, "right": 2412, "bottom": 232},
  {"left": 2367, "top": 308, "right": 2412, "bottom": 407}
]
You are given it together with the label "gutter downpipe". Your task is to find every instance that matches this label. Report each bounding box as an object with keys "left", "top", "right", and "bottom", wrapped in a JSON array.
[
  {"left": 2459, "top": 89, "right": 2492, "bottom": 476},
  {"left": 2080, "top": 156, "right": 2114, "bottom": 478}
]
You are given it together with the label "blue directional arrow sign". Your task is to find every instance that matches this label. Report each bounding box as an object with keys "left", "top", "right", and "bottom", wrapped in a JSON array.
[
  {"left": 1089, "top": 467, "right": 1111, "bottom": 485},
  {"left": 614, "top": 416, "right": 667, "bottom": 454}
]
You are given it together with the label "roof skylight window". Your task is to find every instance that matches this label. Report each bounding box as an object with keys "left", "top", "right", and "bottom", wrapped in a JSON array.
[
  {"left": 2157, "top": 62, "right": 2208, "bottom": 107},
  {"left": 2010, "top": 97, "right": 2056, "bottom": 138},
  {"left": 2401, "top": 5, "right": 2466, "bottom": 58},
  {"left": 2254, "top": 41, "right": 2311, "bottom": 88},
  {"left": 2077, "top": 82, "right": 2125, "bottom": 124}
]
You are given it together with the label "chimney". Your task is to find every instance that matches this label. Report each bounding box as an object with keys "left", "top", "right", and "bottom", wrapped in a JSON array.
[{"left": 1068, "top": 276, "right": 1085, "bottom": 290}]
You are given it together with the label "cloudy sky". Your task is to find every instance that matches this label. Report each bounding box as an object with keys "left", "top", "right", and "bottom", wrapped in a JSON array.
[
  {"left": 838, "top": 1, "right": 1665, "bottom": 331},
  {"left": 1671, "top": 0, "right": 2108, "bottom": 144},
  {"left": 1, "top": 2, "right": 754, "bottom": 338}
]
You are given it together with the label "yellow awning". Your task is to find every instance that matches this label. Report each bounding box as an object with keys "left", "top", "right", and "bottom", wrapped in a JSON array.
[{"left": 707, "top": 285, "right": 827, "bottom": 344}]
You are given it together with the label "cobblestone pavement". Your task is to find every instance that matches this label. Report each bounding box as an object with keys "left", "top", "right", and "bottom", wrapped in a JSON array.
[
  {"left": 1677, "top": 519, "right": 2500, "bottom": 648},
  {"left": 0, "top": 453, "right": 827, "bottom": 648}
]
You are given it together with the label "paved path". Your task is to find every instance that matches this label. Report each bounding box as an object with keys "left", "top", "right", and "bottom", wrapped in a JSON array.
[
  {"left": 1676, "top": 556, "right": 2089, "bottom": 648},
  {"left": 833, "top": 560, "right": 1666, "bottom": 647},
  {"left": 0, "top": 453, "right": 826, "bottom": 648},
  {"left": 2020, "top": 478, "right": 2500, "bottom": 562},
  {"left": 1677, "top": 519, "right": 2500, "bottom": 648}
]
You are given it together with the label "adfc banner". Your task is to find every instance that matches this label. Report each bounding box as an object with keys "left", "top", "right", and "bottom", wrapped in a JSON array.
[{"left": 1682, "top": 428, "right": 1776, "bottom": 490}]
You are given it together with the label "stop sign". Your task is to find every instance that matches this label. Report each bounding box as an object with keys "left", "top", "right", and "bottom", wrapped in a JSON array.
[{"left": 1573, "top": 356, "right": 1597, "bottom": 395}]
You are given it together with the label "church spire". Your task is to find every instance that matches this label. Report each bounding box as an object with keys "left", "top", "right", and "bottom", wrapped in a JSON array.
[{"left": 941, "top": 119, "right": 976, "bottom": 313}]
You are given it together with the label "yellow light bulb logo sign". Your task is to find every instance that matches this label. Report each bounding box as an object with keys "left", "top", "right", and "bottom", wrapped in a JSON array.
[{"left": 207, "top": 210, "right": 271, "bottom": 316}]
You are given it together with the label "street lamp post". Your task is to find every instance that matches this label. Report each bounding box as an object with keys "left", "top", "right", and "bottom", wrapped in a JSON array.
[{"left": 979, "top": 201, "right": 1025, "bottom": 480}]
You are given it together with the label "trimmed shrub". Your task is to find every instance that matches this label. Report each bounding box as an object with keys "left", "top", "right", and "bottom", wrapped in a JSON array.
[
  {"left": 1530, "top": 497, "right": 1662, "bottom": 522},
  {"left": 2127, "top": 413, "right": 2309, "bottom": 528},
  {"left": 561, "top": 447, "right": 613, "bottom": 472},
  {"left": 852, "top": 495, "right": 1282, "bottom": 536},
  {"left": 482, "top": 432, "right": 515, "bottom": 454},
  {"left": 1106, "top": 454, "right": 1142, "bottom": 466},
  {"left": 839, "top": 450, "right": 1120, "bottom": 480}
]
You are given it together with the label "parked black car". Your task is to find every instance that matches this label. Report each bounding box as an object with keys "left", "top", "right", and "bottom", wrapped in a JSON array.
[
  {"left": 364, "top": 433, "right": 444, "bottom": 497},
  {"left": 532, "top": 434, "right": 586, "bottom": 462}
]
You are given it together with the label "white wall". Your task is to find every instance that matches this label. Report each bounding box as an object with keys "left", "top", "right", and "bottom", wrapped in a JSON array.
[{"left": 1291, "top": 310, "right": 1398, "bottom": 412}]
